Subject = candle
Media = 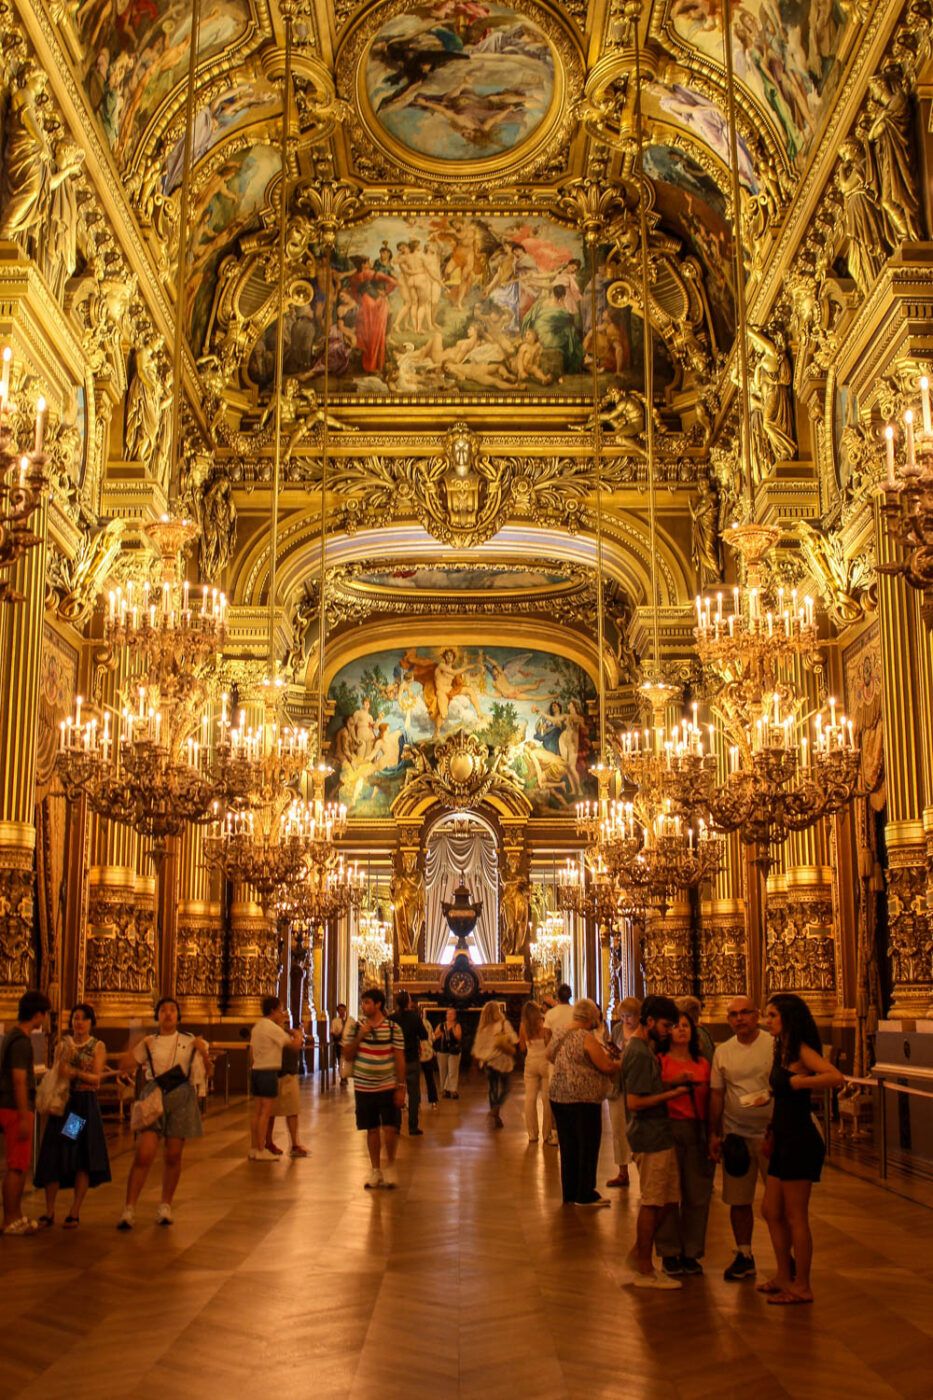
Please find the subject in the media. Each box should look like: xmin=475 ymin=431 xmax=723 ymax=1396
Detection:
xmin=922 ymin=375 xmax=932 ymax=436
xmin=18 ymin=455 xmax=28 ymax=489
xmin=34 ymin=396 xmax=46 ymax=454
xmin=0 ymin=346 xmax=11 ymax=409
xmin=905 ymin=410 xmax=916 ymax=470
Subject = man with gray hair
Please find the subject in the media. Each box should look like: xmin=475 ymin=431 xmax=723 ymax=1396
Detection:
xmin=709 ymin=995 xmax=774 ymax=1281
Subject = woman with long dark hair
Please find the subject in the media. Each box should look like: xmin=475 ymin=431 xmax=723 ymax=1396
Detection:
xmin=34 ymin=1003 xmax=111 ymax=1228
xmin=760 ymin=993 xmax=845 ymax=1305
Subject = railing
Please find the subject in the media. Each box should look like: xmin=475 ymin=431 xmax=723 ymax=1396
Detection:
xmin=835 ymin=1073 xmax=933 ymax=1182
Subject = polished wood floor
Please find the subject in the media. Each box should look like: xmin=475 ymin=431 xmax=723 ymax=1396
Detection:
xmin=2 ymin=1070 xmax=932 ymax=1400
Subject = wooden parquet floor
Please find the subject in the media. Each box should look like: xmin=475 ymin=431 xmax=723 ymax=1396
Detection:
xmin=2 ymin=1071 xmax=932 ymax=1400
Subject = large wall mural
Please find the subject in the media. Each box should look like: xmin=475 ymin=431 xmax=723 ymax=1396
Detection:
xmin=326 ymin=645 xmax=597 ymax=816
xmin=669 ymin=0 xmax=849 ymax=167
xmin=247 ymin=213 xmax=674 ymax=398
xmin=363 ymin=1 xmax=557 ymax=164
xmin=78 ymin=0 xmax=252 ymax=163
xmin=162 ymin=66 xmax=278 ymax=193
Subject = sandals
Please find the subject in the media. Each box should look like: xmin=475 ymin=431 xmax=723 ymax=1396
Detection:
xmin=37 ymin=1214 xmax=55 ymax=1230
xmin=63 ymin=1215 xmax=80 ymax=1229
xmin=767 ymin=1290 xmax=813 ymax=1306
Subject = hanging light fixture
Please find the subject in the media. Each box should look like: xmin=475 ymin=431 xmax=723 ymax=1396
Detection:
xmin=0 ymin=355 xmax=48 ymax=603
xmin=204 ymin=10 xmax=348 ymax=902
xmin=684 ymin=0 xmax=860 ymax=865
xmin=57 ymin=0 xmax=231 ymax=862
xmin=352 ymin=902 xmax=393 ymax=979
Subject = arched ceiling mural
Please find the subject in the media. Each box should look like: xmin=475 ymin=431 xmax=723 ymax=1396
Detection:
xmin=58 ymin=0 xmax=857 ymax=405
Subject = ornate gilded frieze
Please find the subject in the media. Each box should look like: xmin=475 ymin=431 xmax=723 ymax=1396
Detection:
xmin=886 ymin=856 xmax=933 ymax=1013
xmin=0 ymin=854 xmax=35 ymax=995
xmin=765 ymin=891 xmax=837 ymax=999
xmin=641 ymin=906 xmax=693 ymax=999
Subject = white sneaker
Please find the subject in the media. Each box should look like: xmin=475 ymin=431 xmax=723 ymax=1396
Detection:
xmin=116 ymin=1207 xmax=135 ymax=1231
xmin=156 ymin=1203 xmax=173 ymax=1226
xmin=631 ymin=1270 xmax=683 ymax=1290
xmin=381 ymin=1164 xmax=398 ymax=1189
xmin=364 ymin=1169 xmax=384 ymax=1190
xmin=251 ymin=1148 xmax=280 ymax=1162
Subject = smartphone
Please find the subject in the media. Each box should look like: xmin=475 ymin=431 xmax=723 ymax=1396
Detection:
xmin=61 ymin=1112 xmax=86 ymax=1140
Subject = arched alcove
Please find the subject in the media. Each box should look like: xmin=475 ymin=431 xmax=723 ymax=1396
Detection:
xmin=423 ymin=808 xmax=499 ymax=965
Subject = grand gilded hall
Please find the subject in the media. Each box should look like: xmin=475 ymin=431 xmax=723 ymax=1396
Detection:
xmin=0 ymin=0 xmax=932 ymax=1395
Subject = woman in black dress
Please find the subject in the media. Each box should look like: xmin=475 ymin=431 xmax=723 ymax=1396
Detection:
xmin=34 ymin=1003 xmax=112 ymax=1227
xmin=760 ymin=994 xmax=845 ymax=1305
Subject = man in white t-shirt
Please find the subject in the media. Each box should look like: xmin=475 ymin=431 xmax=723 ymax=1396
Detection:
xmin=709 ymin=996 xmax=774 ymax=1282
xmin=249 ymin=997 xmax=303 ymax=1162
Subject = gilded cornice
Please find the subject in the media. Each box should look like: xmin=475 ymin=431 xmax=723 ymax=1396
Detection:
xmin=12 ymin=0 xmax=198 ymax=385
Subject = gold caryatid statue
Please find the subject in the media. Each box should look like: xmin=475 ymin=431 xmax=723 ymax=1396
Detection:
xmin=391 ymin=850 xmax=424 ymax=958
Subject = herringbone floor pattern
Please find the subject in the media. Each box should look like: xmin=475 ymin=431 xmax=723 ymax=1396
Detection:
xmin=1 ymin=1071 xmax=931 ymax=1399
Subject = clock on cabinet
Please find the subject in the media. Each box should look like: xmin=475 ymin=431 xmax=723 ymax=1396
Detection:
xmin=444 ymin=954 xmax=478 ymax=1003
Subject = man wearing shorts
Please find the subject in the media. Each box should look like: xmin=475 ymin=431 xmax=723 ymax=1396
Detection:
xmin=0 ymin=990 xmax=51 ymax=1235
xmin=249 ymin=996 xmax=303 ymax=1162
xmin=344 ymin=987 xmax=406 ymax=1190
xmin=709 ymin=995 xmax=774 ymax=1280
xmin=621 ymin=994 xmax=693 ymax=1291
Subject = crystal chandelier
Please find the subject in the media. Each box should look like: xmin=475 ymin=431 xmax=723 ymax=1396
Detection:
xmin=881 ymin=379 xmax=933 ymax=592
xmin=57 ymin=516 xmax=228 ymax=860
xmin=277 ymin=853 xmax=364 ymax=930
xmin=0 ymin=347 xmax=48 ymax=603
xmin=353 ymin=905 xmax=393 ymax=974
xmin=529 ymin=910 xmax=571 ymax=972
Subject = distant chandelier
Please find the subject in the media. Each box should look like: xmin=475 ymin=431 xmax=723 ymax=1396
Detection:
xmin=353 ymin=905 xmax=393 ymax=971
xmin=277 ymin=853 xmax=364 ymax=929
xmin=882 ymin=378 xmax=933 ymax=592
xmin=529 ymin=910 xmax=571 ymax=971
xmin=0 ymin=346 xmax=48 ymax=603
xmin=57 ymin=515 xmax=228 ymax=861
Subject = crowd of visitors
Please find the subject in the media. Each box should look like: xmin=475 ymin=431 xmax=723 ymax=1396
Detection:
xmin=1 ymin=981 xmax=847 ymax=1305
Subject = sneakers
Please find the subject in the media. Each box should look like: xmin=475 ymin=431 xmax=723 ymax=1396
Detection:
xmin=724 ymin=1251 xmax=756 ymax=1281
xmin=2 ymin=1216 xmax=38 ymax=1236
xmin=381 ymin=1164 xmax=398 ymax=1189
xmin=631 ymin=1270 xmax=683 ymax=1290
xmin=250 ymin=1148 xmax=280 ymax=1162
xmin=116 ymin=1207 xmax=135 ymax=1231
xmin=364 ymin=1169 xmax=384 ymax=1190
xmin=661 ymin=1255 xmax=684 ymax=1277
xmin=574 ymin=1195 xmax=610 ymax=1209
xmin=680 ymin=1257 xmax=704 ymax=1276
xmin=156 ymin=1203 xmax=173 ymax=1227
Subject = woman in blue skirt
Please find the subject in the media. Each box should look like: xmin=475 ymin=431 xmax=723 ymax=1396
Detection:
xmin=34 ymin=1003 xmax=112 ymax=1228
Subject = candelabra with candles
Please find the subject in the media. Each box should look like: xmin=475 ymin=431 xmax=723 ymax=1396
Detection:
xmin=557 ymin=851 xmax=646 ymax=924
xmin=0 ymin=346 xmax=49 ymax=603
xmin=882 ymin=376 xmax=933 ymax=594
xmin=276 ymin=853 xmax=365 ymax=930
xmin=205 ymin=760 xmax=346 ymax=902
xmin=56 ymin=516 xmax=229 ymax=861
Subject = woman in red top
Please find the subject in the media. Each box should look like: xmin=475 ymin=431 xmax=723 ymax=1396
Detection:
xmin=655 ymin=1010 xmax=715 ymax=1276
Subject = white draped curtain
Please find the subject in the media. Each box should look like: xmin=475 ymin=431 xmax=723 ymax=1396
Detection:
xmin=424 ymin=825 xmax=499 ymax=963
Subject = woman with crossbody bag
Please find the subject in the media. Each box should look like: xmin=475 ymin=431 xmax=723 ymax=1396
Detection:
xmin=33 ymin=1002 xmax=112 ymax=1228
xmin=116 ymin=997 xmax=211 ymax=1230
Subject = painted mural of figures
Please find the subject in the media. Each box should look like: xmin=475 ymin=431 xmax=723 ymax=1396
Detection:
xmin=124 ymin=339 xmax=169 ymax=466
xmin=865 ymin=73 xmax=921 ymax=246
xmin=344 ymin=259 xmax=398 ymax=373
xmin=836 ymin=139 xmax=887 ymax=293
xmin=521 ymin=284 xmax=583 ymax=376
xmin=484 ymin=653 xmax=548 ymax=701
xmin=400 ymin=647 xmax=486 ymax=737
xmin=748 ymin=325 xmax=795 ymax=466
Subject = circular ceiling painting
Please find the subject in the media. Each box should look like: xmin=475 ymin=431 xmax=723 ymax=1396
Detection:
xmin=364 ymin=2 xmax=557 ymax=165
xmin=356 ymin=564 xmax=573 ymax=593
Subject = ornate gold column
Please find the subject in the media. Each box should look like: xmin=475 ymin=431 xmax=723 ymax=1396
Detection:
xmin=875 ymin=495 xmax=932 ymax=1014
xmin=0 ymin=496 xmax=48 ymax=1014
xmin=175 ymin=820 xmax=221 ymax=1021
xmin=699 ymin=734 xmax=747 ymax=1015
xmin=226 ymin=885 xmax=279 ymax=1019
xmin=641 ymin=899 xmax=692 ymax=998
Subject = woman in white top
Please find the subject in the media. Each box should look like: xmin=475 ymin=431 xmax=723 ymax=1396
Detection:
xmin=473 ymin=1002 xmax=518 ymax=1129
xmin=116 ymin=997 xmax=211 ymax=1230
xmin=519 ymin=1001 xmax=553 ymax=1145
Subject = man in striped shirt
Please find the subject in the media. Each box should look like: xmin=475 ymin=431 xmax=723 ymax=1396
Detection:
xmin=344 ymin=988 xmax=406 ymax=1189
